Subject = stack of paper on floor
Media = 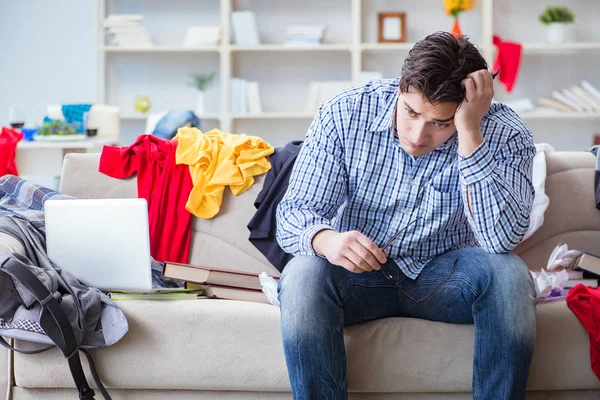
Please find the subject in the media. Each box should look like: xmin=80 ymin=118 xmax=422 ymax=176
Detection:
xmin=163 ymin=262 xmax=278 ymax=304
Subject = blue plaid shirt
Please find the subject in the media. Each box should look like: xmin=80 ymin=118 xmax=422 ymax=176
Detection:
xmin=276 ymin=78 xmax=535 ymax=279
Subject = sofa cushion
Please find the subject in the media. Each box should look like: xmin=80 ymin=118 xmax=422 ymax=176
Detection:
xmin=13 ymin=299 xmax=600 ymax=392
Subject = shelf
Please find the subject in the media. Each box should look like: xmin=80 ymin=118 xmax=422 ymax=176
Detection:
xmin=18 ymin=138 xmax=118 ymax=150
xmin=103 ymin=46 xmax=219 ymax=53
xmin=522 ymin=42 xmax=600 ymax=52
xmin=230 ymin=44 xmax=352 ymax=52
xmin=121 ymin=114 xmax=221 ymax=120
xmin=361 ymin=43 xmax=415 ymax=51
xmin=232 ymin=112 xmax=314 ymax=119
xmin=520 ymin=111 xmax=600 ymax=120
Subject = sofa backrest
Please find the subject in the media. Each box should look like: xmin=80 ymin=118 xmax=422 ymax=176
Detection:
xmin=513 ymin=151 xmax=600 ymax=269
xmin=60 ymin=151 xmax=600 ymax=275
xmin=60 ymin=153 xmax=279 ymax=277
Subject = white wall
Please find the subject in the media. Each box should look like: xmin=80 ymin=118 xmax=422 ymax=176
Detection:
xmin=1 ymin=0 xmax=599 ymax=151
xmin=0 ymin=0 xmax=98 ymax=128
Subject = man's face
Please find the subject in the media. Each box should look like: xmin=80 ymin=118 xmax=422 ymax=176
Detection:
xmin=395 ymin=89 xmax=459 ymax=157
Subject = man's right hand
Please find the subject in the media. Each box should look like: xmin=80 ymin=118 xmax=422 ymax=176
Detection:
xmin=312 ymin=229 xmax=387 ymax=273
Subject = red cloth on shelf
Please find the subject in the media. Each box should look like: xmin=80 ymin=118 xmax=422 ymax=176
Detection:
xmin=492 ymin=35 xmax=523 ymax=92
xmin=566 ymin=284 xmax=600 ymax=380
xmin=0 ymin=127 xmax=24 ymax=177
xmin=99 ymin=134 xmax=193 ymax=264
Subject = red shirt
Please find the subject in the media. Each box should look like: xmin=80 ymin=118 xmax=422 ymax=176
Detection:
xmin=99 ymin=134 xmax=193 ymax=264
xmin=566 ymin=284 xmax=600 ymax=380
xmin=0 ymin=127 xmax=24 ymax=176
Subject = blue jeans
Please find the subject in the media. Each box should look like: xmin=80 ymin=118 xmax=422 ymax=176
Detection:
xmin=278 ymin=247 xmax=537 ymax=400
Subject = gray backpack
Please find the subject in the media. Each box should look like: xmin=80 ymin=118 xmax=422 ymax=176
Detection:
xmin=0 ymin=215 xmax=128 ymax=400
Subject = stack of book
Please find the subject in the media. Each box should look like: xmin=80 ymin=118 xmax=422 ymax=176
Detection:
xmin=104 ymin=14 xmax=152 ymax=48
xmin=533 ymin=251 xmax=600 ymax=300
xmin=230 ymin=78 xmax=262 ymax=114
xmin=284 ymin=25 xmax=327 ymax=46
xmin=537 ymin=81 xmax=600 ymax=112
xmin=162 ymin=262 xmax=278 ymax=304
xmin=230 ymin=11 xmax=261 ymax=45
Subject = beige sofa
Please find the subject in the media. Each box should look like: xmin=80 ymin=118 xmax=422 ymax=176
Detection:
xmin=3 ymin=151 xmax=600 ymax=399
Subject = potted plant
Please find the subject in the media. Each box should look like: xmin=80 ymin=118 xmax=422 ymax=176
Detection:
xmin=539 ymin=6 xmax=575 ymax=43
xmin=35 ymin=120 xmax=79 ymax=140
xmin=190 ymin=72 xmax=216 ymax=116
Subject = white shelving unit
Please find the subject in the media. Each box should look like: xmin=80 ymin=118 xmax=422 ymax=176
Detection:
xmin=97 ymin=0 xmax=600 ymax=148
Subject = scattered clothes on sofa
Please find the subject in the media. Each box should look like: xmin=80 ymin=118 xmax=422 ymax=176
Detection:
xmin=148 ymin=109 xmax=201 ymax=140
xmin=522 ymin=143 xmax=554 ymax=241
xmin=0 ymin=174 xmax=178 ymax=287
xmin=248 ymin=140 xmax=302 ymax=271
xmin=174 ymin=127 xmax=274 ymax=218
xmin=99 ymin=134 xmax=194 ymax=264
xmin=589 ymin=145 xmax=600 ymax=209
xmin=566 ymin=284 xmax=600 ymax=380
xmin=0 ymin=126 xmax=23 ymax=177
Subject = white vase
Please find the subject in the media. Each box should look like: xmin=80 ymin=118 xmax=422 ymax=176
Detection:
xmin=546 ymin=23 xmax=576 ymax=44
xmin=194 ymin=91 xmax=205 ymax=116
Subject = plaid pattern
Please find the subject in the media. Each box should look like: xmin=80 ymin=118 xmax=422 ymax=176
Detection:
xmin=276 ymin=78 xmax=535 ymax=279
xmin=62 ymin=104 xmax=92 ymax=132
xmin=0 ymin=317 xmax=45 ymax=334
xmin=0 ymin=175 xmax=72 ymax=234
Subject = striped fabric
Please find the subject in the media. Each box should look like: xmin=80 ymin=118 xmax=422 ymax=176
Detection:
xmin=276 ymin=78 xmax=535 ymax=279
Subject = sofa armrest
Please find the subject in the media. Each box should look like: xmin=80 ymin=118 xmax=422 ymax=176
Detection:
xmin=60 ymin=153 xmax=137 ymax=199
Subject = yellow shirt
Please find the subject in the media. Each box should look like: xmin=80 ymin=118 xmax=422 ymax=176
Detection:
xmin=174 ymin=127 xmax=274 ymax=218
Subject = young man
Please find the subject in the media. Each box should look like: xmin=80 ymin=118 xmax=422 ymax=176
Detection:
xmin=275 ymin=32 xmax=537 ymax=400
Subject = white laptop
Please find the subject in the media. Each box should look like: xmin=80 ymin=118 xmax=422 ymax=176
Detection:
xmin=44 ymin=198 xmax=153 ymax=292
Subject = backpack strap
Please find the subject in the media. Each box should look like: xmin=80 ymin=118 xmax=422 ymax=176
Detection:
xmin=1 ymin=261 xmax=98 ymax=400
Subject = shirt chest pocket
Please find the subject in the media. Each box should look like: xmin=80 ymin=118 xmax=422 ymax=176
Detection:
xmin=421 ymin=184 xmax=464 ymax=226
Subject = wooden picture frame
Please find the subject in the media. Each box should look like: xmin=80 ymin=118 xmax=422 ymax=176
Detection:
xmin=378 ymin=12 xmax=407 ymax=43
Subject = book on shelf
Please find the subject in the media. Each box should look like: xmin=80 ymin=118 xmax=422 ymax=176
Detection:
xmin=571 ymin=85 xmax=600 ymax=111
xmin=231 ymin=11 xmax=260 ymax=45
xmin=581 ymin=81 xmax=600 ymax=102
xmin=537 ymin=96 xmax=574 ymax=112
xmin=551 ymin=90 xmax=583 ymax=111
xmin=284 ymin=24 xmax=327 ymax=46
xmin=185 ymin=282 xmax=270 ymax=304
xmin=230 ymin=78 xmax=262 ymax=114
xmin=562 ymin=88 xmax=593 ymax=112
xmin=163 ymin=261 xmax=278 ymax=291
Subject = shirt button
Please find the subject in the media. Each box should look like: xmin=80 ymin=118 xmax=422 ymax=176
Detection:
xmin=409 ymin=179 xmax=417 ymax=186
xmin=402 ymin=208 xmax=409 ymax=214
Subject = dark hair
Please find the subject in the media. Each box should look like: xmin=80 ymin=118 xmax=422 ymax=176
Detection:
xmin=400 ymin=31 xmax=496 ymax=104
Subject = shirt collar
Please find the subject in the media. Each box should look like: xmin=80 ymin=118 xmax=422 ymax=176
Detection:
xmin=368 ymin=80 xmax=400 ymax=132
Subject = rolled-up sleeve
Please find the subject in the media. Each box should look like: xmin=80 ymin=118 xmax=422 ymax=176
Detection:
xmin=458 ymin=123 xmax=536 ymax=253
xmin=276 ymin=105 xmax=348 ymax=256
